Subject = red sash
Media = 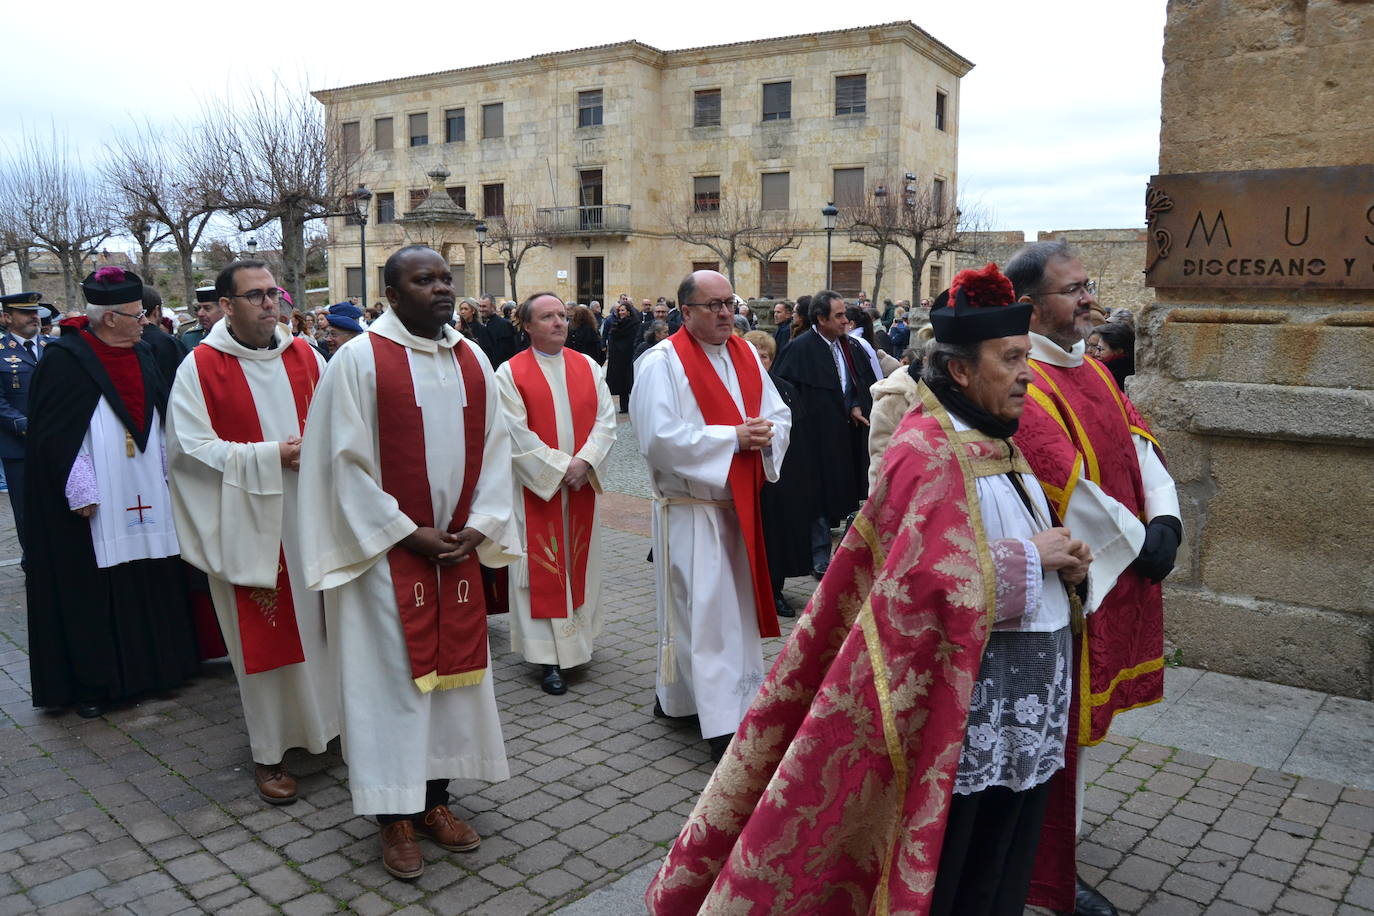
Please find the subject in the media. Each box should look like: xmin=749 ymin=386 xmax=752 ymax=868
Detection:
xmin=194 ymin=339 xmax=320 ymax=675
xmin=372 ymin=334 xmax=490 ymax=692
xmin=668 ymin=330 xmax=778 ymax=638
xmin=509 ymin=349 xmax=597 ymax=618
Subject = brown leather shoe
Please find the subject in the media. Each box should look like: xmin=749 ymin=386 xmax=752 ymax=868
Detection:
xmin=412 ymin=804 xmax=481 ymax=852
xmin=254 ymin=763 xmax=297 ymax=805
xmin=379 ymin=819 xmax=424 ymax=879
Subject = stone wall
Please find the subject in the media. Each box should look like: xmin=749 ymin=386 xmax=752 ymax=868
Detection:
xmin=1133 ymin=0 xmax=1374 ymax=698
xmin=957 ymin=228 xmax=1152 ymax=313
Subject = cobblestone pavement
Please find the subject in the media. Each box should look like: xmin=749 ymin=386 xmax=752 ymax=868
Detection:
xmin=1 ymin=461 xmax=1372 ymax=914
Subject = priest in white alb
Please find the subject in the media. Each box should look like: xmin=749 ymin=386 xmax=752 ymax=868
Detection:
xmin=167 ymin=259 xmax=339 ymax=807
xmin=494 ymin=292 xmax=617 ymax=697
xmin=629 ymin=269 xmax=791 ymax=762
xmin=297 ymin=245 xmax=519 ymax=882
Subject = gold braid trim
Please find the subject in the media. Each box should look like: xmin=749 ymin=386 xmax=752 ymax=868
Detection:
xmin=414 ymin=668 xmax=487 ymax=693
xmin=860 ymin=600 xmax=904 ymax=916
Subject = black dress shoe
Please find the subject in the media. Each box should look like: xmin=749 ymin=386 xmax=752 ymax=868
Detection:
xmin=707 ymin=734 xmax=732 ymax=762
xmin=540 ymin=665 xmax=566 ymax=696
xmin=1053 ymin=877 xmax=1119 ymax=916
xmin=774 ymin=591 xmax=795 ymax=618
xmin=811 ymin=567 xmax=827 ymax=580
xmin=75 ymin=703 xmax=102 ymax=719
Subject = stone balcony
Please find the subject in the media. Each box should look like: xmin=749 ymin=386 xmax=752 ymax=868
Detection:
xmin=537 ymin=204 xmax=632 ymax=237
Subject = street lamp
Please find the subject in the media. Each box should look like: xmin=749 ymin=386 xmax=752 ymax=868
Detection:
xmin=246 ymin=237 xmax=257 ymax=257
xmin=821 ymin=202 xmax=839 ymax=289
xmin=353 ymin=184 xmax=373 ymax=305
xmin=475 ymin=221 xmax=488 ymax=297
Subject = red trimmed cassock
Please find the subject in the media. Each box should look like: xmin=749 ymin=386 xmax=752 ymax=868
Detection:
xmin=629 ymin=330 xmax=791 ymax=742
xmin=167 ymin=320 xmax=339 ymax=767
xmin=1015 ymin=331 xmax=1180 ymax=910
xmin=494 ymin=347 xmax=618 ymax=670
xmin=297 ymin=308 xmax=519 ymax=816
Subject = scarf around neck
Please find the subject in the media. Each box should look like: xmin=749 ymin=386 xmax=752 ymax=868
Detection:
xmin=926 ymin=374 xmax=1019 ymax=440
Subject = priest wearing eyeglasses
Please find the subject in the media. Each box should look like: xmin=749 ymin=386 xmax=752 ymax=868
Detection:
xmin=629 ymin=270 xmax=791 ymax=762
xmin=25 ymin=267 xmax=199 ymax=719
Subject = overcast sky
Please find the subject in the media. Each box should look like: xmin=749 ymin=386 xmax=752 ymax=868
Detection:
xmin=6 ymin=0 xmax=1164 ymax=238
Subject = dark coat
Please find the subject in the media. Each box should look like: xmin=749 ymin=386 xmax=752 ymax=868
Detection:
xmin=0 ymin=331 xmax=45 ymax=459
xmin=605 ymin=316 xmax=639 ymax=396
xmin=567 ymin=323 xmax=605 ymax=364
xmin=24 ymin=333 xmax=197 ymax=708
xmin=760 ymin=374 xmax=817 ymax=580
xmin=771 ymin=328 xmax=875 ymax=522
xmin=477 ymin=315 xmax=518 ymax=368
xmin=140 ymin=324 xmax=189 ymax=387
xmin=773 ymin=322 xmax=792 ymax=352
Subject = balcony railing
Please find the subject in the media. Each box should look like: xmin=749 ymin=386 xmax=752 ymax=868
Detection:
xmin=537 ymin=204 xmax=631 ymax=235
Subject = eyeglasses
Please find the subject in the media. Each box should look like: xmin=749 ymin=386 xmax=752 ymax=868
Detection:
xmin=1038 ymin=279 xmax=1098 ymax=299
xmin=227 ymin=288 xmax=284 ymax=306
xmin=1087 ymin=343 xmax=1106 ymax=354
xmin=685 ymin=299 xmax=734 ymax=314
xmin=109 ymin=309 xmax=146 ymax=321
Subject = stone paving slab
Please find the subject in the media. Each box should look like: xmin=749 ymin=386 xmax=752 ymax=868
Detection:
xmin=2 ymin=450 xmax=1373 ymax=914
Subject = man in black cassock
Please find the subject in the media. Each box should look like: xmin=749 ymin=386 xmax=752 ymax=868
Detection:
xmin=770 ymin=289 xmax=875 ymax=577
xmin=26 ymin=267 xmax=198 ymax=718
xmin=139 ymin=285 xmax=190 ymax=385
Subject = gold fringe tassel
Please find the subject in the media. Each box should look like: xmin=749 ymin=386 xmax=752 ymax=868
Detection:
xmin=413 ymin=668 xmax=487 ymax=694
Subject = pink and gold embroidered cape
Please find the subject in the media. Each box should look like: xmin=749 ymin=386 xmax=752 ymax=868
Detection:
xmin=647 ymin=385 xmax=1018 ymax=916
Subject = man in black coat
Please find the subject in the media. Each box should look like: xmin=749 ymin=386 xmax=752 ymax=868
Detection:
xmin=476 ymin=294 xmax=517 ymax=368
xmin=771 ymin=289 xmax=875 ymax=577
xmin=772 ymin=300 xmax=794 ymax=350
xmin=139 ymin=285 xmax=190 ymax=385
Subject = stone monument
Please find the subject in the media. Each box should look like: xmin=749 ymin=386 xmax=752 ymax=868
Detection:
xmin=1133 ymin=0 xmax=1374 ymax=698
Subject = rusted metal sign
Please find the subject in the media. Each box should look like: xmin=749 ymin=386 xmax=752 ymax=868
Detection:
xmin=1144 ymin=165 xmax=1374 ymax=289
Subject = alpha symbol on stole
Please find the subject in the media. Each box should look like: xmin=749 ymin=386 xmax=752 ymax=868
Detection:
xmin=125 ymin=494 xmax=153 ymax=527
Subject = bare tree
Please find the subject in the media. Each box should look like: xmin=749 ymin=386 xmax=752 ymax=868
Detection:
xmin=845 ymin=175 xmax=990 ymax=303
xmin=105 ymin=121 xmax=218 ymax=307
xmin=110 ymin=207 xmax=173 ymax=287
xmin=662 ymin=192 xmax=765 ymax=287
xmin=484 ymin=203 xmax=553 ymax=302
xmin=739 ymin=208 xmax=804 ymax=299
xmin=194 ymin=79 xmax=357 ymax=306
xmin=0 ymin=127 xmax=111 ymax=307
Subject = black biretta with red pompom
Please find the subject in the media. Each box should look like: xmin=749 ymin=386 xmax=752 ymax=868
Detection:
xmin=929 ymin=262 xmax=1032 ymax=345
xmin=80 ymin=266 xmax=144 ymax=307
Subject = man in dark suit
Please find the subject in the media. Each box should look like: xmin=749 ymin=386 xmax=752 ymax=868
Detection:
xmin=476 ymin=294 xmax=517 ymax=368
xmin=771 ymin=289 xmax=875 ymax=577
xmin=0 ymin=292 xmax=50 ymax=554
xmin=772 ymin=300 xmax=794 ymax=350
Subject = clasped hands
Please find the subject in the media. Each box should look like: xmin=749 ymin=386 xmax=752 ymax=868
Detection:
xmin=735 ymin=416 xmax=774 ymax=451
xmin=1031 ymin=526 xmax=1093 ymax=586
xmin=401 ymin=526 xmax=483 ymax=567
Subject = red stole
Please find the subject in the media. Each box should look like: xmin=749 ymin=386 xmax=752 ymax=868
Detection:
xmin=83 ymin=330 xmax=146 ymax=434
xmin=508 ymin=349 xmax=597 ymax=618
xmin=668 ymin=330 xmax=778 ymax=638
xmin=193 ymin=338 xmax=319 ymax=674
xmin=372 ymin=334 xmax=490 ymax=692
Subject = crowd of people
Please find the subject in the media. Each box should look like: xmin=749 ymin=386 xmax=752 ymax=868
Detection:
xmin=8 ymin=239 xmax=1178 ymax=915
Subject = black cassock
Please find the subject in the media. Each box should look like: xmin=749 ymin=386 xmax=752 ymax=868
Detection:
xmin=24 ymin=333 xmax=197 ymax=710
xmin=759 ymin=374 xmax=816 ymax=581
xmin=770 ymin=327 xmax=876 ymax=525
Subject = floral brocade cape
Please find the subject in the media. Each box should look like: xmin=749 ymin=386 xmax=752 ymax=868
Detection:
xmin=647 ymin=385 xmax=1011 ymax=916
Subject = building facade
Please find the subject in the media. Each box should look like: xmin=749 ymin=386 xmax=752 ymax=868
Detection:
xmin=313 ymin=22 xmax=972 ymax=307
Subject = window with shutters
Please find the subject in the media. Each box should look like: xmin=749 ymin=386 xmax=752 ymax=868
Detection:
xmin=936 ymin=91 xmax=948 ymax=131
xmin=345 ymin=267 xmax=362 ymax=299
xmin=761 ymin=261 xmax=788 ymax=299
xmin=408 ymin=189 xmax=426 ymax=212
xmin=693 ymin=89 xmax=721 ymax=128
xmin=376 ymin=192 xmax=395 ymax=224
xmin=932 ymin=177 xmax=946 ymax=218
xmin=761 ymin=172 xmax=789 ymax=210
xmin=374 ymin=117 xmax=393 ymax=151
xmin=376 ymin=267 xmax=386 ymax=302
xmin=482 ymin=183 xmax=504 ymax=218
xmin=482 ymin=103 xmax=503 ymax=139
xmin=692 ymin=261 xmax=720 ymax=273
xmin=833 ymin=168 xmax=865 ymax=208
xmin=929 ymin=263 xmax=945 ymax=299
xmin=831 ymin=261 xmax=863 ymax=298
xmin=482 ymin=263 xmax=505 ymax=296
xmin=447 ymin=186 xmax=467 ymax=209
xmin=835 ymin=74 xmax=867 ymax=115
xmin=693 ymin=175 xmax=720 ymax=213
xmin=577 ymin=90 xmax=603 ymax=127
xmin=762 ymin=81 xmax=790 ymax=121
xmin=342 ymin=121 xmax=360 ymax=155
xmin=408 ymin=112 xmax=428 ymax=147
xmin=445 ymin=108 xmax=465 ymax=143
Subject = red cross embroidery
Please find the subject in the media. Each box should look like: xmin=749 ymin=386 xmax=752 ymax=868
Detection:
xmin=126 ymin=495 xmax=152 ymax=524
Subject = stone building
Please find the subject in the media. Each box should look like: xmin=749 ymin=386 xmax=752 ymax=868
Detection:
xmin=957 ymin=228 xmax=1153 ymax=312
xmin=312 ymin=22 xmax=972 ymax=306
xmin=1135 ymin=0 xmax=1374 ymax=699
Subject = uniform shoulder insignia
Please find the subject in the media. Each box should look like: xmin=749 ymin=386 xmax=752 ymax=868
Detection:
xmin=5 ymin=340 xmax=14 ymax=348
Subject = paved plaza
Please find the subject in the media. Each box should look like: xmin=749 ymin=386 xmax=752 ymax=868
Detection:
xmin=0 ymin=421 xmax=1372 ymax=915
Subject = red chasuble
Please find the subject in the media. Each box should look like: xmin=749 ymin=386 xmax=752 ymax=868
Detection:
xmin=193 ymin=338 xmax=319 ymax=674
xmin=647 ymin=386 xmax=1006 ymax=915
xmin=371 ymin=334 xmax=490 ymax=693
xmin=668 ymin=329 xmax=778 ymax=639
xmin=508 ymin=348 xmax=597 ymax=619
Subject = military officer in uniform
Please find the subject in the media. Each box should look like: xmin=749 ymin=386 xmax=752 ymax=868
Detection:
xmin=0 ymin=292 xmax=50 ymax=553
xmin=180 ymin=286 xmax=221 ymax=348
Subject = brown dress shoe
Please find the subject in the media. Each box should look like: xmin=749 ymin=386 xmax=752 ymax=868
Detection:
xmin=254 ymin=763 xmax=297 ymax=805
xmin=379 ymin=819 xmax=424 ymax=879
xmin=413 ymin=804 xmax=481 ymax=852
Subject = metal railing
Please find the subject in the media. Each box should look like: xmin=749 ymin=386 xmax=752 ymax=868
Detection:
xmin=537 ymin=204 xmax=631 ymax=234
